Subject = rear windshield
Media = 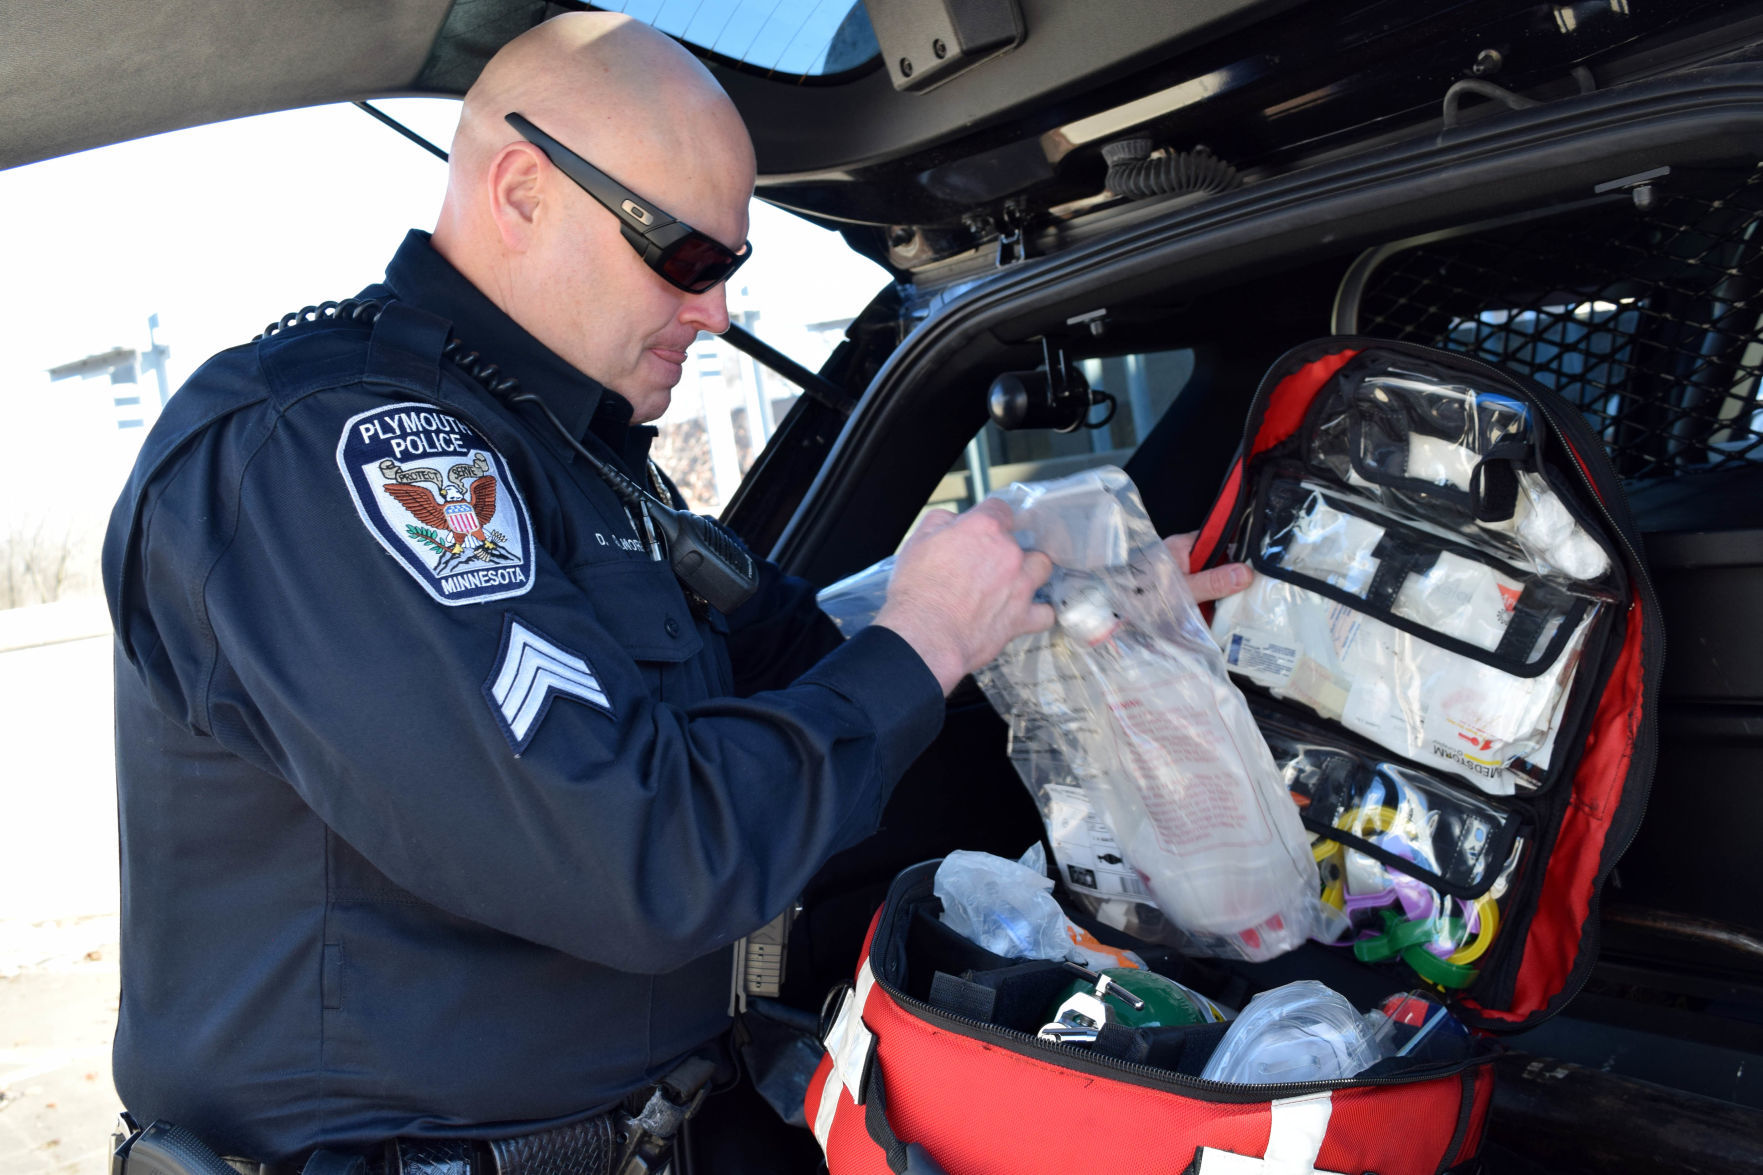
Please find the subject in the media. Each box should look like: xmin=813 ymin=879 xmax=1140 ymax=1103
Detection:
xmin=592 ymin=0 xmax=878 ymax=78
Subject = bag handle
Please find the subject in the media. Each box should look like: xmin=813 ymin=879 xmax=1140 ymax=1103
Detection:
xmin=818 ymin=959 xmax=950 ymax=1175
xmin=862 ymin=1063 xmax=951 ymax=1175
xmin=1186 ymin=1092 xmax=1346 ymax=1175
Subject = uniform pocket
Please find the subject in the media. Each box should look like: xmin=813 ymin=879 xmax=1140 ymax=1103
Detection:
xmin=566 ymin=559 xmax=703 ymax=663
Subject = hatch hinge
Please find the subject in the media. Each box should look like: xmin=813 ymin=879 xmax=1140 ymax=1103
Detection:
xmin=995 ymin=199 xmax=1031 ymax=267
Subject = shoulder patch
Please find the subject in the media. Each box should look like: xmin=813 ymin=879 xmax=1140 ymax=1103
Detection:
xmin=484 ymin=614 xmax=612 ymax=754
xmin=337 ymin=402 xmax=536 ymax=606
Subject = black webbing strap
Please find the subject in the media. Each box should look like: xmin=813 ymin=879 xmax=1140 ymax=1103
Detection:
xmin=861 ymin=1064 xmax=949 ymax=1175
xmin=1365 ymin=531 xmax=1442 ymax=612
xmin=1433 ymin=1068 xmax=1481 ymax=1175
xmin=925 ymin=972 xmax=997 ymax=1022
xmin=1494 ymin=580 xmax=1573 ymax=664
xmin=1469 ymin=440 xmax=1530 ymax=523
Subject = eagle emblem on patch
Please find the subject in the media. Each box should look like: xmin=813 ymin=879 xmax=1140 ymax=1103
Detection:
xmin=337 ymin=402 xmax=536 ymax=605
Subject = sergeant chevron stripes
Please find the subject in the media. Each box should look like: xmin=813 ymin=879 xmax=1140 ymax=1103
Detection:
xmin=484 ymin=615 xmax=611 ymax=753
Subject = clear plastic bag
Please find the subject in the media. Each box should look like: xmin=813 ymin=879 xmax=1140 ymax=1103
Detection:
xmin=1007 ymin=727 xmax=1190 ymax=947
xmin=816 ymin=555 xmax=894 ymax=635
xmin=975 ymin=467 xmax=1323 ymax=962
xmin=933 ymin=846 xmax=1144 ymax=971
xmin=1198 ymin=980 xmax=1392 ymax=1084
xmin=1364 ymin=991 xmax=1471 ymax=1065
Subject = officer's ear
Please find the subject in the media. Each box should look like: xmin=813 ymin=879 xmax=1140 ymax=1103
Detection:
xmin=486 ymin=141 xmax=547 ymax=252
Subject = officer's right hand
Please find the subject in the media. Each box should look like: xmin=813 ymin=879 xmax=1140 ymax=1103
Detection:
xmin=875 ymin=499 xmax=1055 ymax=695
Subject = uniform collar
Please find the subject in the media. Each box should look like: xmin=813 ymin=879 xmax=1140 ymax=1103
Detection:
xmin=383 ymin=229 xmax=631 ymax=459
xmin=588 ymin=394 xmax=660 ymax=480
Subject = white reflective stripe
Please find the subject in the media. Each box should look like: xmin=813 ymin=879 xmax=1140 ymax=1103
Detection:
xmin=1192 ymin=1149 xmax=1279 ymax=1175
xmin=853 ymin=956 xmax=877 ymax=1017
xmin=1189 ymin=1091 xmax=1345 ymax=1175
xmin=1266 ymin=1092 xmax=1334 ymax=1175
xmin=1190 ymin=1148 xmax=1351 ymax=1175
xmin=811 ymin=1061 xmax=842 ymax=1153
xmin=825 ymin=958 xmax=879 ymax=1105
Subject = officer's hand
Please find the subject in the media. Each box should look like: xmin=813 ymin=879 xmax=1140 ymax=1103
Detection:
xmin=876 ymin=500 xmax=1055 ymax=695
xmin=1164 ymin=530 xmax=1253 ymax=603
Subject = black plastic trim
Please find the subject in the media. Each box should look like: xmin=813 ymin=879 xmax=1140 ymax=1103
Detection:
xmin=771 ymin=64 xmax=1763 ymax=574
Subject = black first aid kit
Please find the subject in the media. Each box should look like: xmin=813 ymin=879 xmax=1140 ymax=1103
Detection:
xmin=1192 ymin=337 xmax=1662 ymax=1027
xmin=806 ymin=337 xmax=1662 ymax=1175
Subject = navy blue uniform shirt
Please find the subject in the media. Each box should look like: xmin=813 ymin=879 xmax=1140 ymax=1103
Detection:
xmin=101 ymin=231 xmax=944 ymax=1162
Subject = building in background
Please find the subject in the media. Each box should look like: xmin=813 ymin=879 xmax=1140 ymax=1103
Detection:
xmin=45 ymin=315 xmax=172 ymax=436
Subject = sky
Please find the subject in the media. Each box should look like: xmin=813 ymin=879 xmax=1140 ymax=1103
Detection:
xmin=0 ymin=97 xmax=888 ymax=551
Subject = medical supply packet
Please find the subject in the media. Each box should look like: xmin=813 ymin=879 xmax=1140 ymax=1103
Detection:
xmin=1214 ymin=477 xmax=1615 ymax=794
xmin=972 ymin=467 xmax=1324 ymax=963
xmin=1189 ymin=338 xmax=1661 ymax=1028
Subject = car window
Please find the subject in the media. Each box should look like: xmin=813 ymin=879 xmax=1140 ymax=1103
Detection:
xmin=655 ymin=204 xmax=888 ymax=513
xmin=922 ymin=348 xmax=1195 ymax=516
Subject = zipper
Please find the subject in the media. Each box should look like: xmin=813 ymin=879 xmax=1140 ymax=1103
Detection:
xmin=1212 ymin=337 xmax=1666 ymax=1031
xmin=865 ymin=868 xmax=1490 ymax=1104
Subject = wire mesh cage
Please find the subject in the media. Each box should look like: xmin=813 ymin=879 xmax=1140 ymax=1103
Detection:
xmin=1345 ymin=166 xmax=1763 ymax=481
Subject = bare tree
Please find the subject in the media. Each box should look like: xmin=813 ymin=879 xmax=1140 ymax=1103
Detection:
xmin=0 ymin=519 xmax=94 ymax=609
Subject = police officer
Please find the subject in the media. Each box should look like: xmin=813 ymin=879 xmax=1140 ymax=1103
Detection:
xmin=103 ymin=12 xmax=1251 ymax=1172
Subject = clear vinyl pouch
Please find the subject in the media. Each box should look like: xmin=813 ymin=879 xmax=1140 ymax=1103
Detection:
xmin=1211 ymin=476 xmax=1616 ymax=795
xmin=1256 ymin=703 xmax=1523 ymax=900
xmin=1252 ymin=702 xmax=1529 ymax=991
xmin=974 ymin=467 xmax=1324 ymax=963
xmin=1306 ymin=360 xmax=1614 ymax=583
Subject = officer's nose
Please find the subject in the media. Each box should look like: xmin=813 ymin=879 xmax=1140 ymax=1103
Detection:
xmin=680 ymin=282 xmax=731 ymax=336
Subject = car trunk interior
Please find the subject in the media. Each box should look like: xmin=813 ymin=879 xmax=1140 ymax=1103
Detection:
xmin=765 ymin=61 xmax=1763 ymax=1172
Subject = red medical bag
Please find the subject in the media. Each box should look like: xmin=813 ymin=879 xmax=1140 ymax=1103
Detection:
xmin=806 ymin=339 xmax=1661 ymax=1174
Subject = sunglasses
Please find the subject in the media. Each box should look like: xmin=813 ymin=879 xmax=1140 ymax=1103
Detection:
xmin=505 ymin=112 xmax=752 ymax=294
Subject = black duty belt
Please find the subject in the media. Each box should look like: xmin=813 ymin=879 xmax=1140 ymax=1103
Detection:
xmin=114 ymin=1057 xmax=717 ymax=1175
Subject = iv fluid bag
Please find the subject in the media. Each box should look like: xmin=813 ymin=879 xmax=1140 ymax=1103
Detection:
xmin=976 ymin=468 xmax=1322 ymax=962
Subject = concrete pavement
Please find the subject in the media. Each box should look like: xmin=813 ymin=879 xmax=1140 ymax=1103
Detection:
xmin=1 ymin=604 xmax=124 ymax=1175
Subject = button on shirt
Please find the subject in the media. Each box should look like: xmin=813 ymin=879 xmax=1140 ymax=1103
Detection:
xmin=102 ymin=230 xmax=945 ymax=1162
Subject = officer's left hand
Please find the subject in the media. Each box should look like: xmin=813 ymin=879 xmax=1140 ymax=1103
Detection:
xmin=1165 ymin=530 xmax=1253 ymax=603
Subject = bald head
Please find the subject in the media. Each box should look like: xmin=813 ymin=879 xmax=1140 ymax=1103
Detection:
xmin=447 ymin=13 xmax=753 ymax=224
xmin=432 ymin=12 xmax=756 ymax=419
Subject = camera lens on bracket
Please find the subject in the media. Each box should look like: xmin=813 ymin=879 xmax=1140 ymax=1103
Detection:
xmin=988 ymin=365 xmax=1092 ymax=431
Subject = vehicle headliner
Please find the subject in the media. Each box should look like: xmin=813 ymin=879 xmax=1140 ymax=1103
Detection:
xmin=0 ymin=0 xmax=489 ymax=172
xmin=1 ymin=0 xmax=1305 ymax=204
